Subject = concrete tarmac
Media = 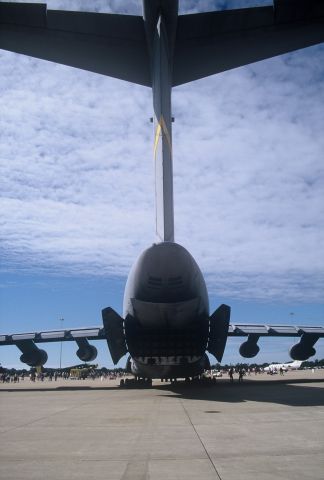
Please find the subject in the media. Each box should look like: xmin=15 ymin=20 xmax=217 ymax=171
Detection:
xmin=1 ymin=371 xmax=324 ymax=480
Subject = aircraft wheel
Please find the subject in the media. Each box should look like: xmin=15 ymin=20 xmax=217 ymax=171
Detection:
xmin=120 ymin=379 xmax=125 ymax=388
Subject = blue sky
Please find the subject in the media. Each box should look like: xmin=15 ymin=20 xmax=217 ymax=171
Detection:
xmin=1 ymin=0 xmax=324 ymax=368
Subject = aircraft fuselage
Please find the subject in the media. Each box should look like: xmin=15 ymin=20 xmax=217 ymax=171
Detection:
xmin=117 ymin=1 xmax=212 ymax=379
xmin=123 ymin=243 xmax=210 ymax=378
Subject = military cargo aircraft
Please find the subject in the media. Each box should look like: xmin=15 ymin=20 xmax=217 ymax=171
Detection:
xmin=1 ymin=1 xmax=323 ymax=383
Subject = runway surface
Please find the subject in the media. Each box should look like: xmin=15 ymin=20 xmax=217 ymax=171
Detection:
xmin=1 ymin=371 xmax=324 ymax=480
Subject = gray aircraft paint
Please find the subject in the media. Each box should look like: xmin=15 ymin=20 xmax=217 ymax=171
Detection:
xmin=143 ymin=0 xmax=179 ymax=243
xmin=1 ymin=0 xmax=324 ymax=377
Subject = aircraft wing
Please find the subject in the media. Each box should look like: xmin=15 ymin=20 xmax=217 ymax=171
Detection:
xmin=173 ymin=0 xmax=324 ymax=86
xmin=0 ymin=326 xmax=107 ymax=367
xmin=228 ymin=323 xmax=324 ymax=338
xmin=0 ymin=326 xmax=106 ymax=346
xmin=1 ymin=321 xmax=323 ymax=366
xmin=2 ymin=323 xmax=323 ymax=344
xmin=1 ymin=307 xmax=129 ymax=366
xmin=226 ymin=323 xmax=324 ymax=361
xmin=0 ymin=2 xmax=151 ymax=86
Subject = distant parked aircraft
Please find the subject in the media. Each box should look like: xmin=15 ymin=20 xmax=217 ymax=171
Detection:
xmin=264 ymin=360 xmax=303 ymax=373
xmin=1 ymin=1 xmax=324 ymax=384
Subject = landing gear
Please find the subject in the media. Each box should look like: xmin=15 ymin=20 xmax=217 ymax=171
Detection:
xmin=182 ymin=376 xmax=217 ymax=386
xmin=119 ymin=377 xmax=152 ymax=388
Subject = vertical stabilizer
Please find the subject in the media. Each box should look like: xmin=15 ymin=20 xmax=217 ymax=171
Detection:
xmin=151 ymin=11 xmax=176 ymax=242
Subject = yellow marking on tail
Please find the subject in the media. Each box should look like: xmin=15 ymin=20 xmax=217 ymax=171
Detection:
xmin=153 ymin=121 xmax=162 ymax=158
xmin=153 ymin=116 xmax=172 ymax=159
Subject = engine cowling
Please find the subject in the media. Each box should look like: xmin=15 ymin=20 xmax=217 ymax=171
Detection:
xmin=290 ymin=333 xmax=319 ymax=361
xmin=20 ymin=349 xmax=48 ymax=367
xmin=289 ymin=344 xmax=315 ymax=361
xmin=76 ymin=345 xmax=97 ymax=362
xmin=239 ymin=340 xmax=260 ymax=358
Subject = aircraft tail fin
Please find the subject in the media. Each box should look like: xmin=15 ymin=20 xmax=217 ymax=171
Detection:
xmin=291 ymin=360 xmax=303 ymax=368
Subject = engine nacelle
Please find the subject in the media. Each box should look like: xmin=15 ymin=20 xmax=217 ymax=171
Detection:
xmin=20 ymin=348 xmax=48 ymax=367
xmin=290 ymin=333 xmax=319 ymax=361
xmin=239 ymin=340 xmax=260 ymax=358
xmin=76 ymin=345 xmax=97 ymax=362
xmin=289 ymin=343 xmax=316 ymax=361
xmin=16 ymin=340 xmax=48 ymax=367
xmin=76 ymin=338 xmax=97 ymax=362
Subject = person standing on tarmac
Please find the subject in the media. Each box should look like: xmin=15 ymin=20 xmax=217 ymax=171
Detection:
xmin=238 ymin=368 xmax=245 ymax=383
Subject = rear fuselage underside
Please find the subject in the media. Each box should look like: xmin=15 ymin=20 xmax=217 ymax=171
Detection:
xmin=123 ymin=242 xmax=210 ymax=378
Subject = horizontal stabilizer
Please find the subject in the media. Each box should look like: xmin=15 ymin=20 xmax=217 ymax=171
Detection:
xmin=207 ymin=304 xmax=231 ymax=363
xmin=2 ymin=2 xmax=323 ymax=88
xmin=0 ymin=2 xmax=151 ymax=86
xmin=173 ymin=1 xmax=324 ymax=85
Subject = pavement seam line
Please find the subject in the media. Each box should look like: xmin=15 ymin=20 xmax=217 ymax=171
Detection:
xmin=179 ymin=399 xmax=222 ymax=480
xmin=120 ymin=396 xmax=161 ymax=480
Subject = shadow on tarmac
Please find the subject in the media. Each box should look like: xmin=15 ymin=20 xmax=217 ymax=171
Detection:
xmin=0 ymin=385 xmax=118 ymax=393
xmin=1 ymin=377 xmax=324 ymax=407
xmin=158 ymin=377 xmax=324 ymax=407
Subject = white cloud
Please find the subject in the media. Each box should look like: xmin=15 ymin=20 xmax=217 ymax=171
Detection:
xmin=1 ymin=2 xmax=323 ymax=302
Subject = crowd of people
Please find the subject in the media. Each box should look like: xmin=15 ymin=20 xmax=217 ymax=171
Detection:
xmin=1 ymin=362 xmax=308 ymax=384
xmin=228 ymin=367 xmax=246 ymax=383
xmin=0 ymin=369 xmax=126 ymax=383
xmin=1 ymin=372 xmax=23 ymax=383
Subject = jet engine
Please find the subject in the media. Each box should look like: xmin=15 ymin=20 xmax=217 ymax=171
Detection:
xmin=290 ymin=333 xmax=319 ymax=361
xmin=76 ymin=338 xmax=97 ymax=362
xmin=239 ymin=334 xmax=260 ymax=358
xmin=289 ymin=343 xmax=315 ymax=361
xmin=16 ymin=340 xmax=48 ymax=367
xmin=20 ymin=349 xmax=48 ymax=367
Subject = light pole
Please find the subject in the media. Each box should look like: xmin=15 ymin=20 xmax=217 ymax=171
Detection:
xmin=59 ymin=317 xmax=64 ymax=369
